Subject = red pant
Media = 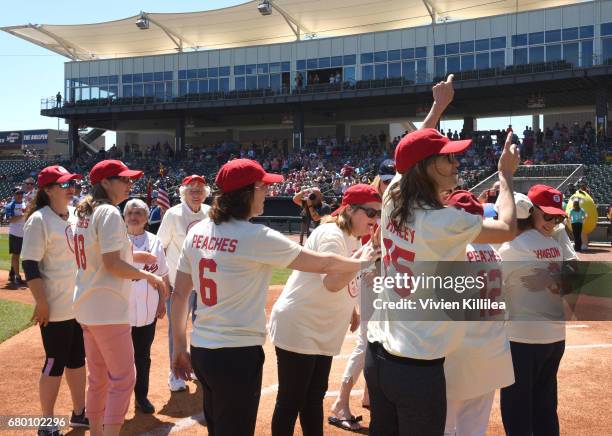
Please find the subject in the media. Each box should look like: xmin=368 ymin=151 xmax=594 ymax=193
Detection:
xmin=82 ymin=324 xmax=136 ymax=425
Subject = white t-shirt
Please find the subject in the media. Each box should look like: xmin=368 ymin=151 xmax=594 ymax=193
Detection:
xmin=498 ymin=229 xmax=566 ymax=343
xmin=367 ymin=175 xmax=482 ymax=360
xmin=269 ymin=223 xmax=361 ymax=356
xmin=21 ymin=206 xmax=78 ymax=322
xmin=444 ymin=243 xmax=514 ymax=400
xmin=177 ymin=219 xmax=302 ymax=349
xmin=73 ymin=204 xmax=134 ymax=325
xmin=128 ymin=231 xmax=169 ymax=327
xmin=7 ymin=200 xmax=25 ymax=237
xmin=552 ymin=224 xmax=578 ymax=261
xmin=157 ymin=202 xmax=210 ymax=285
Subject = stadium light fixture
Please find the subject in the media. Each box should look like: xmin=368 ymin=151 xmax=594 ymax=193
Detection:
xmin=135 ymin=12 xmax=149 ymax=30
xmin=258 ymin=0 xmax=273 ymax=16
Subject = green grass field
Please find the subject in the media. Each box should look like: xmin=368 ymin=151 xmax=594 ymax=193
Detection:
xmin=0 ymin=299 xmax=33 ymax=342
xmin=0 ymin=234 xmax=11 ymax=271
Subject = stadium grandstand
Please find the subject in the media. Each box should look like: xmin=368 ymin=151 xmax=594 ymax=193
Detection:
xmin=1 ymin=0 xmax=610 ymax=237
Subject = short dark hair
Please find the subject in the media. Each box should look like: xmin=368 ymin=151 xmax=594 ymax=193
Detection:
xmin=517 ymin=217 xmax=534 ymax=231
xmin=208 ymin=184 xmax=255 ymax=224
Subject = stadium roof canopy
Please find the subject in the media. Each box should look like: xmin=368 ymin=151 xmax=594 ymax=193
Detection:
xmin=2 ymin=0 xmax=585 ymax=61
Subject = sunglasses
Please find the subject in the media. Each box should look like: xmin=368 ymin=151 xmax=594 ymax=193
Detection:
xmin=535 ymin=206 xmax=565 ymax=224
xmin=50 ymin=180 xmax=77 ymax=189
xmin=353 ymin=205 xmax=381 ymax=218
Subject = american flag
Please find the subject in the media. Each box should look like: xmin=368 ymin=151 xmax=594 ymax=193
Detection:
xmin=156 ymin=185 xmax=171 ymax=210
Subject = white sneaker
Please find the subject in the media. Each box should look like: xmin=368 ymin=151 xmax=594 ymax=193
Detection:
xmin=168 ymin=371 xmax=187 ymax=392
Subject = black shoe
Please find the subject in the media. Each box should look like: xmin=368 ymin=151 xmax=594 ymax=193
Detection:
xmin=37 ymin=426 xmax=62 ymax=436
xmin=6 ymin=279 xmax=18 ymax=290
xmin=136 ymin=397 xmax=155 ymax=414
xmin=69 ymin=409 xmax=89 ymax=428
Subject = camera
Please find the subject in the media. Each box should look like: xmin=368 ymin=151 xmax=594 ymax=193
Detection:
xmin=309 ymin=192 xmax=318 ymax=201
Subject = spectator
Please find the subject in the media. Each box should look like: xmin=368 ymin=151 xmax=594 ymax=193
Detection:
xmin=292 ymin=187 xmax=331 ymax=245
xmin=569 ymin=199 xmax=587 ymax=252
xmin=56 ymin=92 xmax=62 ymax=108
xmin=5 ymin=187 xmax=26 ymax=288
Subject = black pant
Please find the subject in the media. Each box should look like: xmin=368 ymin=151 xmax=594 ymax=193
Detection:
xmin=571 ymin=222 xmax=583 ymax=251
xmin=364 ymin=342 xmax=446 ymax=436
xmin=271 ymin=347 xmax=333 ymax=436
xmin=191 ymin=345 xmax=265 ymax=436
xmin=500 ymin=340 xmax=565 ymax=436
xmin=131 ymin=320 xmax=156 ymax=401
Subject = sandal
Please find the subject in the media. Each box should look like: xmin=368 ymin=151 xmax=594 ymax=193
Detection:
xmin=328 ymin=415 xmax=366 ymax=433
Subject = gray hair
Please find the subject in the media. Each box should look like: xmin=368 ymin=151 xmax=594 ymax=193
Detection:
xmin=123 ymin=198 xmax=149 ymax=217
xmin=179 ymin=184 xmax=211 ymax=203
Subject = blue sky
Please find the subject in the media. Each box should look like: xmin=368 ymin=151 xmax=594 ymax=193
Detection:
xmin=0 ymin=0 xmax=529 ymax=146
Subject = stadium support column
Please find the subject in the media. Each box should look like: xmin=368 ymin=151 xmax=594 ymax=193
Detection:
xmin=463 ymin=116 xmax=475 ymax=137
xmin=335 ymin=124 xmax=346 ymax=146
xmin=532 ymin=114 xmax=540 ymax=131
xmin=175 ymin=115 xmax=186 ymax=157
xmin=68 ymin=119 xmax=79 ymax=160
xmin=292 ymin=109 xmax=304 ymax=151
xmin=595 ymin=88 xmax=608 ymax=140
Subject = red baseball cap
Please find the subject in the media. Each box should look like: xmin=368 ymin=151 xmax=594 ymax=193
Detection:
xmin=332 ymin=184 xmax=382 ymax=216
xmin=89 ymin=160 xmax=143 ymax=185
xmin=215 ymin=159 xmax=283 ymax=193
xmin=182 ymin=175 xmax=206 ymax=186
xmin=38 ymin=165 xmax=82 ymax=188
xmin=394 ymin=128 xmax=471 ymax=174
xmin=445 ymin=190 xmax=484 ymax=216
xmin=527 ymin=184 xmax=566 ymax=216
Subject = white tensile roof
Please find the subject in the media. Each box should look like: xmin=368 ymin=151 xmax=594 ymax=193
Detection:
xmin=1 ymin=0 xmax=585 ymax=60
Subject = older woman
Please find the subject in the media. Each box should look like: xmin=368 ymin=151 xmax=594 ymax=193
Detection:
xmin=124 ymin=199 xmax=170 ymax=414
xmin=157 ymin=175 xmax=210 ymax=392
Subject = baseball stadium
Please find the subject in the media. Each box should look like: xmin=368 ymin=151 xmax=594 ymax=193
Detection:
xmin=0 ymin=0 xmax=611 ymax=435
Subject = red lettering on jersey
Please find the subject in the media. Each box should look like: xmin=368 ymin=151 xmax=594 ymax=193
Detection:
xmin=228 ymin=239 xmax=238 ymax=253
xmin=534 ymin=247 xmax=561 ymax=259
xmin=77 ymin=218 xmax=89 ymax=229
xmin=220 ymin=238 xmax=230 ymax=251
xmin=385 ymin=220 xmax=415 ymax=244
xmin=213 ymin=237 xmax=224 ymax=251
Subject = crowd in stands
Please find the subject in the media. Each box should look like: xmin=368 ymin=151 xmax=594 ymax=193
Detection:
xmin=0 ymin=123 xmax=610 ymax=221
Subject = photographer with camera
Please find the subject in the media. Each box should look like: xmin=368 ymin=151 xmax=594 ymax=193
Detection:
xmin=293 ymin=187 xmax=331 ymax=245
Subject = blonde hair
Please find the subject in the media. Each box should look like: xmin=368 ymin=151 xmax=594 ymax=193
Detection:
xmin=321 ymin=206 xmax=353 ymax=235
xmin=370 ymin=176 xmax=384 ymax=196
xmin=76 ymin=184 xmax=111 ymax=219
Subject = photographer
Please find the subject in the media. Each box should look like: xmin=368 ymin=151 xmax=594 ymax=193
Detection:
xmin=478 ymin=180 xmax=500 ymax=204
xmin=293 ymin=187 xmax=331 ymax=245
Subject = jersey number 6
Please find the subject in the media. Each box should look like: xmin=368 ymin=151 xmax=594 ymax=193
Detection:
xmin=198 ymin=258 xmax=218 ymax=306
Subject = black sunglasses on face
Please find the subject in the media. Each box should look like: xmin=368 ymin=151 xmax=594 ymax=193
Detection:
xmin=50 ymin=180 xmax=77 ymax=189
xmin=535 ymin=206 xmax=565 ymax=224
xmin=353 ymin=205 xmax=381 ymax=218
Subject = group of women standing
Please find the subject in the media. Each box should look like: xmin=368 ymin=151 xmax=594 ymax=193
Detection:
xmin=23 ymin=73 xmax=575 ymax=436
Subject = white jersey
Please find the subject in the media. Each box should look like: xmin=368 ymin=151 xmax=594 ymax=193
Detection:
xmin=269 ymin=223 xmax=361 ymax=356
xmin=21 ymin=206 xmax=78 ymax=322
xmin=498 ymin=229 xmax=566 ymax=344
xmin=73 ymin=204 xmax=133 ymax=325
xmin=128 ymin=231 xmax=169 ymax=327
xmin=157 ymin=202 xmax=210 ymax=285
xmin=177 ymin=219 xmax=301 ymax=349
xmin=367 ymin=174 xmax=482 ymax=360
xmin=444 ymin=243 xmax=514 ymax=401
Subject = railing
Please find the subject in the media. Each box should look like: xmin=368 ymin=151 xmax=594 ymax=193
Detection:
xmin=41 ymin=57 xmax=612 ymax=111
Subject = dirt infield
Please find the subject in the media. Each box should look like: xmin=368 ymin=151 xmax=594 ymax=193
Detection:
xmin=0 ymin=248 xmax=610 ymax=435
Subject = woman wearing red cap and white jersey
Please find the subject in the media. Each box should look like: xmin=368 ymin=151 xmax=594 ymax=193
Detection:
xmin=366 ymin=75 xmax=520 ymax=436
xmin=22 ymin=166 xmax=89 ymax=436
xmin=73 ymin=160 xmax=167 ymax=436
xmin=443 ymin=190 xmax=514 ymax=436
xmin=157 ymin=174 xmax=210 ymax=392
xmin=498 ymin=184 xmax=576 ymax=436
xmin=269 ymin=184 xmax=381 ymax=436
xmin=171 ymin=159 xmax=375 ymax=436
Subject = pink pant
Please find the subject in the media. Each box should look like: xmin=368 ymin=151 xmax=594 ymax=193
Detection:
xmin=82 ymin=324 xmax=136 ymax=425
